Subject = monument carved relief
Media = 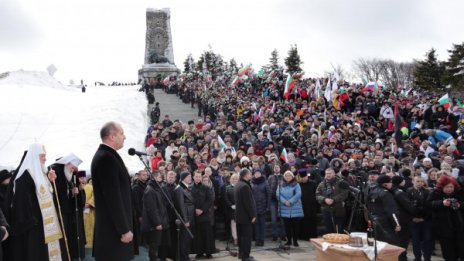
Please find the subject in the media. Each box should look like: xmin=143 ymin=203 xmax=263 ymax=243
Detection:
xmin=139 ymin=8 xmax=179 ymax=81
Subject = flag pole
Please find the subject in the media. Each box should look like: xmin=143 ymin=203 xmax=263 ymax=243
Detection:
xmin=50 ymin=168 xmax=72 ymax=261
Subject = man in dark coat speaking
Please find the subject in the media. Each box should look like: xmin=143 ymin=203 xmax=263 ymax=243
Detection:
xmin=91 ymin=121 xmax=134 ymax=261
xmin=234 ymin=168 xmax=257 ymax=261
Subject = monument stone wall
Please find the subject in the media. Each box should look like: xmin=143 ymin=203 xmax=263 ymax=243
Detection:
xmin=138 ymin=8 xmax=179 ymax=82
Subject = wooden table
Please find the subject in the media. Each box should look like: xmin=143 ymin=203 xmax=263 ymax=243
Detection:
xmin=310 ymin=238 xmax=404 ymax=261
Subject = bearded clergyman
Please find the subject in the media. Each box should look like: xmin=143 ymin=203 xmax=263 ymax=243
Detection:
xmin=5 ymin=143 xmax=63 ymax=261
xmin=50 ymin=153 xmax=86 ymax=260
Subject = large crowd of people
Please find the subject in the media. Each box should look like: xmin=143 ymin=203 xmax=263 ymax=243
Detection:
xmin=2 ymin=68 xmax=464 ymax=261
xmin=136 ymin=70 xmax=464 ymax=261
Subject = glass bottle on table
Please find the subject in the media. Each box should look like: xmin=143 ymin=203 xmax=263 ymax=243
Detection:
xmin=367 ymin=220 xmax=374 ymax=246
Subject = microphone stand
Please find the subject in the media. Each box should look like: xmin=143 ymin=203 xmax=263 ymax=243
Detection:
xmin=175 ymin=219 xmax=181 ymax=261
xmin=133 ymin=154 xmax=194 ymax=243
xmin=72 ymin=174 xmax=82 ymax=261
xmin=268 ymin=176 xmax=289 ymax=254
xmin=49 ymin=167 xmax=72 ymax=261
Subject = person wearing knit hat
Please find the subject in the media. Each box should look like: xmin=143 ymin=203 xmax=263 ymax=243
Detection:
xmin=367 ymin=170 xmax=380 ymax=184
xmin=240 ymin=156 xmax=251 ymax=169
xmin=366 ymin=174 xmax=401 ymax=246
xmin=391 ymin=175 xmax=404 ymax=187
xmin=298 ymin=168 xmax=308 ymax=178
xmin=400 ymin=169 xmax=413 ymax=190
xmin=240 ymin=156 xmax=250 ymax=165
xmin=180 ymin=172 xmax=191 ymax=182
xmin=298 ymin=168 xmax=318 ymax=239
xmin=377 ymin=175 xmax=392 ymax=185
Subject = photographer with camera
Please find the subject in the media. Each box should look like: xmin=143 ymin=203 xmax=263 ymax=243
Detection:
xmin=427 ymin=175 xmax=464 ymax=261
xmin=316 ymin=168 xmax=349 ymax=234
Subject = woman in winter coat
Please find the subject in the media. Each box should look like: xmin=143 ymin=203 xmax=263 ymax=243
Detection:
xmin=251 ymin=169 xmax=270 ymax=246
xmin=427 ymin=175 xmax=464 ymax=261
xmin=277 ymin=170 xmax=304 ymax=247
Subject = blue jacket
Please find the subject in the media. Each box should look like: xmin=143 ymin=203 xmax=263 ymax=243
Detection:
xmin=252 ymin=176 xmax=270 ymax=214
xmin=276 ymin=181 xmax=304 ymax=218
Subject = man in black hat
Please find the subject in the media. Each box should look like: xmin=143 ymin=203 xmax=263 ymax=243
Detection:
xmin=366 ymin=175 xmax=401 ymax=246
xmin=298 ymin=169 xmax=318 ymax=239
xmin=132 ymin=169 xmax=149 ymax=253
xmin=234 ymin=169 xmax=256 ymax=261
xmin=391 ymin=176 xmax=415 ymax=261
xmin=151 ymin=102 xmax=161 ymax=124
xmin=363 ymin=170 xmax=379 ymax=204
xmin=141 ymin=170 xmax=170 ymax=261
xmin=174 ymin=172 xmax=195 ymax=261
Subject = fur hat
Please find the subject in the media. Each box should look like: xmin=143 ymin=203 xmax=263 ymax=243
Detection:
xmin=240 ymin=156 xmax=250 ymax=164
xmin=377 ymin=175 xmax=392 ymax=185
xmin=392 ymin=175 xmax=404 ymax=186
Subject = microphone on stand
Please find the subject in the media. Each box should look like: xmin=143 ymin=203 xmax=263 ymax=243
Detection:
xmin=72 ymin=171 xmax=78 ymax=187
xmin=128 ymin=148 xmax=147 ymax=156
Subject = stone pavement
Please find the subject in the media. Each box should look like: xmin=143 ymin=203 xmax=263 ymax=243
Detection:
xmin=84 ymin=237 xmax=446 ymax=260
xmin=152 ymin=88 xmax=199 ymax=124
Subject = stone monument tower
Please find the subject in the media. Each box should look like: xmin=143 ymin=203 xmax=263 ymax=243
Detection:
xmin=138 ymin=8 xmax=179 ymax=82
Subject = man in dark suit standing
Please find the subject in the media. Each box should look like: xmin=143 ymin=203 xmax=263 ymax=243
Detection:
xmin=91 ymin=121 xmax=134 ymax=261
xmin=234 ymin=168 xmax=257 ymax=261
xmin=174 ymin=172 xmax=195 ymax=261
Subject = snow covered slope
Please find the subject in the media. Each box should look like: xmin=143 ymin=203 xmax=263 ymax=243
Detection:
xmin=0 ymin=70 xmax=148 ymax=174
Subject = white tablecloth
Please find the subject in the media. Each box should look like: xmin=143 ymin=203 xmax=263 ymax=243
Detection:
xmin=321 ymin=240 xmax=387 ymax=261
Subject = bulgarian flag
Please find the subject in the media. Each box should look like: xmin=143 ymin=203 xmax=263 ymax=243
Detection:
xmin=162 ymin=76 xmax=170 ymax=85
xmin=230 ymin=76 xmax=240 ymax=86
xmin=279 ymin=148 xmax=288 ymax=163
xmin=438 ymin=93 xmax=451 ymax=109
xmin=313 ymin=79 xmax=321 ymax=99
xmin=284 ymin=74 xmax=295 ymax=99
xmin=217 ymin=135 xmax=227 ymax=150
xmin=270 ymin=102 xmax=275 ymax=114
xmin=238 ymin=64 xmax=252 ymax=76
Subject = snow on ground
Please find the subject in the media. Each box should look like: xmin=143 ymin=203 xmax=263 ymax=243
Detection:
xmin=0 ymin=70 xmax=148 ymax=174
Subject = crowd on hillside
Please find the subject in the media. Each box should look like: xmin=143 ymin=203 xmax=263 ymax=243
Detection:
xmin=134 ymin=70 xmax=464 ymax=261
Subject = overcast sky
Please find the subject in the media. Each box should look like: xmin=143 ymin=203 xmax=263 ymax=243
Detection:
xmin=1 ymin=0 xmax=463 ymax=84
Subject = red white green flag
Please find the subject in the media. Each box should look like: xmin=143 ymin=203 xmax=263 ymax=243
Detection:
xmin=438 ymin=93 xmax=450 ymax=109
xmin=230 ymin=76 xmax=240 ymax=87
xmin=217 ymin=135 xmax=227 ymax=150
xmin=163 ymin=76 xmax=169 ymax=85
xmin=284 ymin=75 xmax=295 ymax=99
xmin=279 ymin=148 xmax=288 ymax=163
xmin=238 ymin=64 xmax=252 ymax=76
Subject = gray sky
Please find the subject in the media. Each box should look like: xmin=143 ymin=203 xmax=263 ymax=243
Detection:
xmin=1 ymin=0 xmax=463 ymax=84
